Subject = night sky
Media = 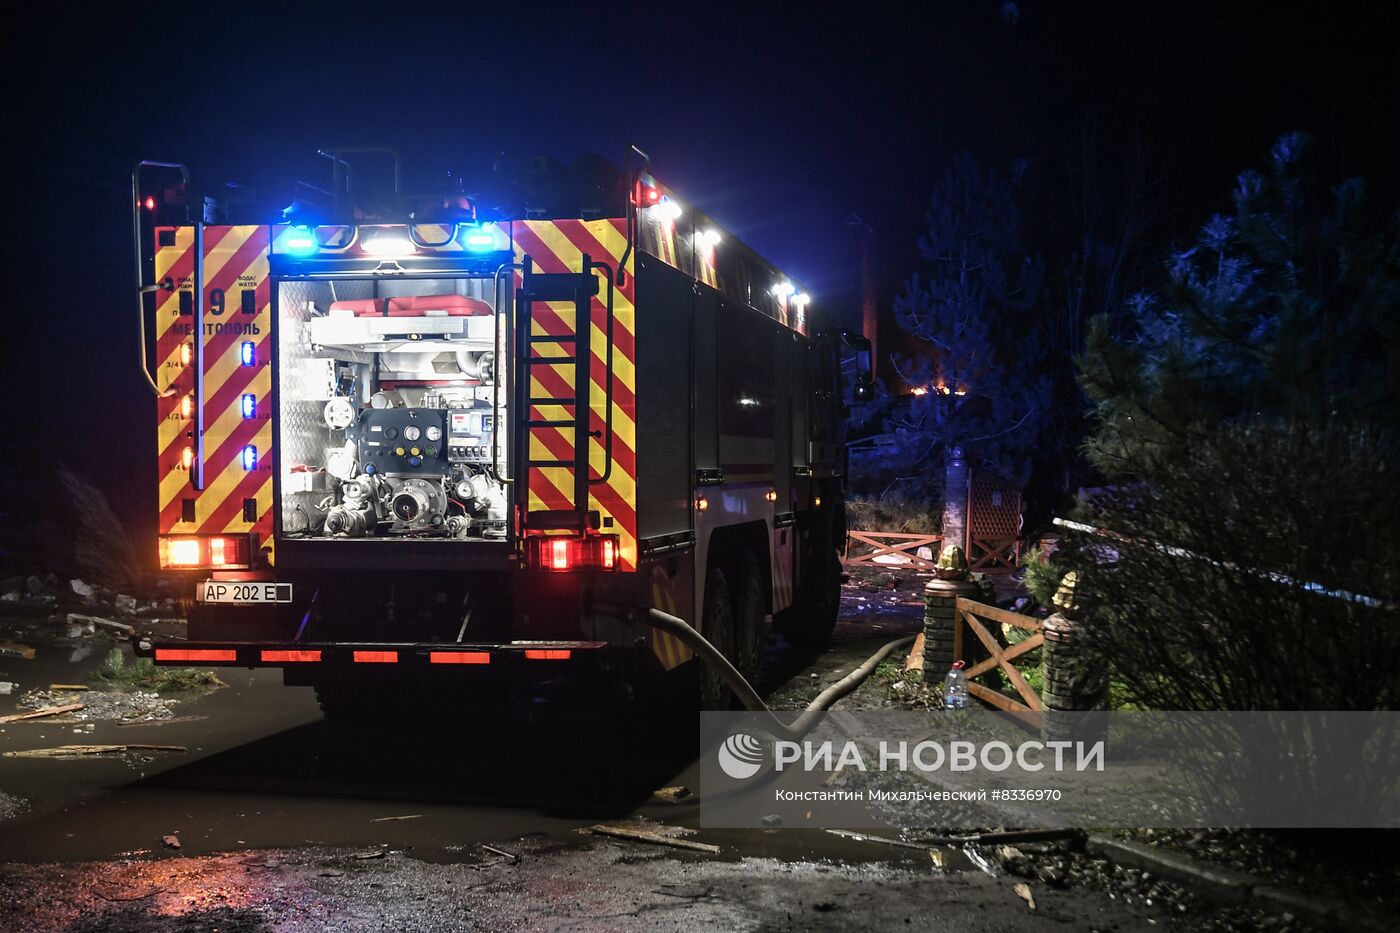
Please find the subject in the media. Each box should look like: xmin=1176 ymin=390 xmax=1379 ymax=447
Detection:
xmin=11 ymin=1 xmax=1399 ymax=547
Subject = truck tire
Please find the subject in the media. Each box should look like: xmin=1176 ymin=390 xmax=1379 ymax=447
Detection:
xmin=733 ymin=551 xmax=767 ymax=690
xmin=699 ymin=568 xmax=736 ymax=710
xmin=790 ymin=549 xmax=841 ymax=653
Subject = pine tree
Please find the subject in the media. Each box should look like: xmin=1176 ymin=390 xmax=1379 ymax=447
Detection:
xmin=1079 ymin=132 xmax=1399 ymax=479
xmin=856 ymin=153 xmax=1049 ymax=506
xmin=1061 ymin=134 xmax=1400 ymax=711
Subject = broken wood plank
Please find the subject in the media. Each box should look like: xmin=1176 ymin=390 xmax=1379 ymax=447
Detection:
xmin=65 ymin=614 xmax=135 ymax=635
xmin=0 ymin=643 xmax=36 ymax=660
xmin=4 ymin=743 xmax=186 ymax=758
xmin=49 ymin=684 xmax=90 ymax=692
xmin=370 ymin=814 xmax=423 ymax=823
xmin=479 ymin=844 xmax=520 ymax=862
xmin=904 ymin=631 xmax=926 ymax=672
xmin=586 ymin=823 xmax=720 ymax=854
xmin=0 ymin=703 xmax=84 ymax=723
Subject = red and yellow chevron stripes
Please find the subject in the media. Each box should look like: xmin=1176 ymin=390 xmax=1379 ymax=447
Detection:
xmin=154 ymin=226 xmax=274 ymax=557
xmin=512 ymin=219 xmax=639 ymax=572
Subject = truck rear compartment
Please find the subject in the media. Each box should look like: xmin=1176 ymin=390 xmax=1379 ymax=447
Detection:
xmin=275 ymin=275 xmax=511 ymax=547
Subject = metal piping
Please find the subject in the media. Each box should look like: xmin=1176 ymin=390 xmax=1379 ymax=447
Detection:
xmin=646 ymin=608 xmax=915 ymax=740
xmin=132 ymin=160 xmax=189 ymax=398
xmin=616 ymin=144 xmax=649 ymax=287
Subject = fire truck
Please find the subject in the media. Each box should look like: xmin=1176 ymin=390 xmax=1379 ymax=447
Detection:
xmin=131 ymin=148 xmax=871 ymax=712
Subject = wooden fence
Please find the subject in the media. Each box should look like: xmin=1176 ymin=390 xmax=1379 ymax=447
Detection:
xmin=953 ymin=597 xmax=1044 ymax=718
xmin=843 ymin=531 xmax=943 ymax=569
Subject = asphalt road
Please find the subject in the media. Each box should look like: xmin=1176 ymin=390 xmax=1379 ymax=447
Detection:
xmin=0 ymin=579 xmax=1190 ymax=931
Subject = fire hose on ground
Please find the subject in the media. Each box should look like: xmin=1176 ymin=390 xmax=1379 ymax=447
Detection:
xmin=646 ymin=608 xmax=916 ymax=740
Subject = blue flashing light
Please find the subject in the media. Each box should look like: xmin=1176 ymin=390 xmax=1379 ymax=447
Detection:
xmin=240 ymin=342 xmax=256 ymax=367
xmin=241 ymin=445 xmax=258 ymax=470
xmin=283 ymin=227 xmax=317 ymax=254
xmin=462 ymin=223 xmax=504 ymax=252
xmin=241 ymin=394 xmax=256 ymax=419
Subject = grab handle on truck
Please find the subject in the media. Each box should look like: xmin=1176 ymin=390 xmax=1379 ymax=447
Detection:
xmin=589 ymin=260 xmax=616 ymax=486
xmin=132 ymin=160 xmax=189 ymax=398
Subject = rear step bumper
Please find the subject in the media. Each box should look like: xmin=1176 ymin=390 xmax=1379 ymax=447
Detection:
xmin=131 ymin=637 xmax=608 ymax=668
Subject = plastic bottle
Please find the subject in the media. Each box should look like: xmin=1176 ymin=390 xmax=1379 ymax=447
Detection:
xmin=944 ymin=659 xmax=969 ymax=710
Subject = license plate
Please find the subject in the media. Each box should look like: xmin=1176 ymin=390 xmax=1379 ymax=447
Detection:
xmin=198 ymin=581 xmax=293 ymax=604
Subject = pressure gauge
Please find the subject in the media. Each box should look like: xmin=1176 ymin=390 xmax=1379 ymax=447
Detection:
xmin=403 ymin=425 xmax=421 ymax=441
xmin=425 ymin=425 xmax=442 ymax=441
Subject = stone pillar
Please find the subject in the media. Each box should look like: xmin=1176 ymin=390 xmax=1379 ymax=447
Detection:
xmin=922 ymin=545 xmax=981 ymax=679
xmin=940 ymin=447 xmax=969 ymax=557
xmin=1041 ymin=611 xmax=1109 ymax=742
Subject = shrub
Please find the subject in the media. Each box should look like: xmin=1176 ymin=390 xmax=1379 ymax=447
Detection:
xmin=1054 ymin=421 xmax=1399 ymax=711
xmin=94 ymin=648 xmax=223 ymax=693
xmin=846 ymin=493 xmax=942 ymax=536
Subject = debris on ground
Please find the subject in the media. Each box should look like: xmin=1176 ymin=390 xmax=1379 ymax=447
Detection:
xmin=0 ymin=702 xmax=84 ymax=723
xmin=18 ymin=688 xmax=176 ymax=722
xmin=583 ymin=819 xmax=721 ymax=854
xmin=65 ymin=613 xmax=134 ymax=635
xmin=90 ymin=649 xmax=223 ymax=694
xmin=0 ymin=643 xmax=36 ymax=660
xmin=0 ymin=572 xmax=184 ymax=632
xmin=963 ymin=846 xmax=1000 ymax=876
xmin=479 ymin=844 xmax=520 ymax=862
xmin=115 ymin=714 xmax=208 ymax=727
xmin=370 ymin=814 xmax=423 ymax=823
xmin=1013 ymin=882 xmax=1036 ymax=910
xmin=49 ymin=684 xmax=89 ymax=691
xmin=161 ymin=834 xmax=181 ymax=849
xmin=4 ymin=744 xmax=186 ymax=759
xmin=352 ymin=848 xmax=388 ymax=860
xmin=652 ymin=785 xmax=693 ymax=803
xmin=825 ymin=829 xmax=934 ymax=852
xmin=994 ymin=844 xmax=1035 ymax=878
xmin=0 ymin=681 xmax=16 ymax=695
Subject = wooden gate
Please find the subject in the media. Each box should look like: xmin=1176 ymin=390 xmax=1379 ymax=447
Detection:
xmin=844 ymin=531 xmax=943 ymax=569
xmin=966 ymin=472 xmax=1022 ymax=573
xmin=954 ymin=597 xmax=1043 ymax=719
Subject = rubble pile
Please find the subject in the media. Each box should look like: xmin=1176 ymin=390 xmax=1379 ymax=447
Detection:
xmin=16 ymin=688 xmax=177 ymax=722
xmin=0 ymin=575 xmax=185 ymax=658
xmin=0 ymin=574 xmax=182 ymax=621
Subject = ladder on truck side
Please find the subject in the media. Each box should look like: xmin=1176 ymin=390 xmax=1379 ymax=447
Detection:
xmin=514 ymin=254 xmax=615 ymax=536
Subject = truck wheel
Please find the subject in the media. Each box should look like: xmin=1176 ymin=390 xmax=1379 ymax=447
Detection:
xmin=791 ymin=550 xmax=841 ymax=653
xmin=733 ymin=552 xmax=767 ymax=690
xmin=699 ymin=568 xmax=736 ymax=710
